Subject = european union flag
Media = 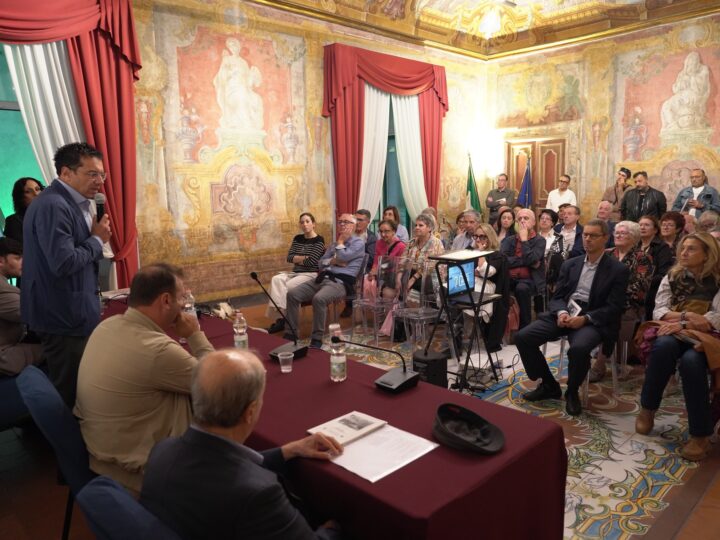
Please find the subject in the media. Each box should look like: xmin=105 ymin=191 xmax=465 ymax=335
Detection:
xmin=517 ymin=159 xmax=532 ymax=208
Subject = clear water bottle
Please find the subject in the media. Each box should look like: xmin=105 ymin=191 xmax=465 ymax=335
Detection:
xmin=179 ymin=290 xmax=197 ymax=344
xmin=233 ymin=312 xmax=249 ymax=349
xmin=328 ymin=323 xmax=346 ymax=382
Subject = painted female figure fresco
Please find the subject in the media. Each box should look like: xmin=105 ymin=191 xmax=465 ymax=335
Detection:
xmin=213 ymin=37 xmax=264 ymax=130
xmin=661 ymin=51 xmax=710 ymax=131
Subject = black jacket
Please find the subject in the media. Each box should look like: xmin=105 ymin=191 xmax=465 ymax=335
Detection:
xmin=620 ymin=187 xmax=667 ymax=222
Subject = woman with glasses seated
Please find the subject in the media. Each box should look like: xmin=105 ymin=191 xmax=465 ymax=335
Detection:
xmin=265 ymin=213 xmax=325 ymax=334
xmin=469 ymin=224 xmax=510 ymax=353
xmin=382 ymin=206 xmax=409 ymax=243
xmin=636 ymin=232 xmax=720 ymax=461
xmin=364 ymin=219 xmax=406 ymax=300
xmin=589 ymin=221 xmax=654 ymax=382
xmin=659 ymin=211 xmax=685 ymax=264
xmin=398 ymin=214 xmax=444 ymax=298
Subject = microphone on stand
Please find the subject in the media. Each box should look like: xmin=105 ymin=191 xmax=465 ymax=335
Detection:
xmin=331 ymin=336 xmax=420 ymax=394
xmin=249 ymin=272 xmax=308 ymax=362
xmin=94 ymin=193 xmax=106 ymax=222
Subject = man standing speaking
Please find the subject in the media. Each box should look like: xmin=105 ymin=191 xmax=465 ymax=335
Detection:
xmin=21 ymin=142 xmax=112 ymax=406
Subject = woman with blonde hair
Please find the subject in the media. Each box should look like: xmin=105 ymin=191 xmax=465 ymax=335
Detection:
xmin=636 ymin=232 xmax=720 ymax=461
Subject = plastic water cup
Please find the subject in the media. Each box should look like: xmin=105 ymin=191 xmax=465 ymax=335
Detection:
xmin=278 ymin=352 xmax=293 ymax=374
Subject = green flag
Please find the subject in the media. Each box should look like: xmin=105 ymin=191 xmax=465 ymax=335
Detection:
xmin=466 ymin=156 xmax=481 ymax=214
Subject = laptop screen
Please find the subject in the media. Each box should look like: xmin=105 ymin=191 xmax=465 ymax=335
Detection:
xmin=447 ymin=261 xmax=475 ymax=297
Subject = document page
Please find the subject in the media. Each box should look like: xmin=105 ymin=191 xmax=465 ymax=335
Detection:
xmin=331 ymin=425 xmax=438 ymax=483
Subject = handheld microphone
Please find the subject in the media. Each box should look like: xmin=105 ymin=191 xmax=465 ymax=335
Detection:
xmin=331 ymin=336 xmax=420 ymax=393
xmin=94 ymin=193 xmax=106 ymax=222
xmin=249 ymin=272 xmax=308 ymax=362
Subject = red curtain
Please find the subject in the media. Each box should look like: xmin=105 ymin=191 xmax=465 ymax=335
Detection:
xmin=0 ymin=0 xmax=141 ymax=287
xmin=322 ymin=43 xmax=448 ymax=214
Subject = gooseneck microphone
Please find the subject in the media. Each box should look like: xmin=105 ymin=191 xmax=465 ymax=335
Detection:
xmin=94 ymin=193 xmax=106 ymax=222
xmin=331 ymin=336 xmax=420 ymax=394
xmin=249 ymin=272 xmax=308 ymax=362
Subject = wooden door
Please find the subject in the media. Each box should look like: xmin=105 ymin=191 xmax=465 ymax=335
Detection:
xmin=506 ymin=139 xmax=565 ymax=210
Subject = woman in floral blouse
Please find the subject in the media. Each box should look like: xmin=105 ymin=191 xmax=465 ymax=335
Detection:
xmin=589 ymin=220 xmax=654 ymax=382
xmin=397 ymin=213 xmax=445 ymax=298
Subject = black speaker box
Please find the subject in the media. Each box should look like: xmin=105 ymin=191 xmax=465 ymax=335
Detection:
xmin=412 ymin=350 xmax=448 ymax=388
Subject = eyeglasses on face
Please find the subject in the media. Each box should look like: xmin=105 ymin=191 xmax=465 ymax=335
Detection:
xmin=472 ymin=234 xmax=488 ymax=241
xmin=614 ymin=231 xmax=629 ymax=236
xmin=338 ymin=220 xmax=354 ymax=225
xmin=71 ymin=167 xmax=107 ymax=182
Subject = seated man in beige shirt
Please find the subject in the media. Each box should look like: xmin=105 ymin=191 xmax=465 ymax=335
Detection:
xmin=74 ymin=263 xmax=214 ymax=494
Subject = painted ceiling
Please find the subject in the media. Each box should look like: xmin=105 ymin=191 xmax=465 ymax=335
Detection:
xmin=250 ymin=0 xmax=720 ymax=58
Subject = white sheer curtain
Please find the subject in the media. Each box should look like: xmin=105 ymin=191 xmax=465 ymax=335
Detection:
xmin=4 ymin=41 xmax=85 ymax=184
xmin=390 ymin=94 xmax=429 ymax=220
xmin=357 ymin=83 xmax=390 ymax=218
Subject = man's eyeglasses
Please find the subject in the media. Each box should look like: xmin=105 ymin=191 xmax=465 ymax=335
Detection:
xmin=72 ymin=167 xmax=107 ymax=182
xmin=338 ymin=220 xmax=355 ymax=225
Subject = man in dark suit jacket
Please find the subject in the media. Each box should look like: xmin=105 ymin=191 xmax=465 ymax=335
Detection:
xmin=140 ymin=349 xmax=343 ymax=540
xmin=515 ymin=220 xmax=629 ymax=416
xmin=21 ymin=143 xmax=111 ymax=406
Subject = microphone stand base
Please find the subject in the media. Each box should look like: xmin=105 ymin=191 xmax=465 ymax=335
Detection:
xmin=375 ymin=368 xmax=420 ymax=393
xmin=269 ymin=342 xmax=308 ymax=362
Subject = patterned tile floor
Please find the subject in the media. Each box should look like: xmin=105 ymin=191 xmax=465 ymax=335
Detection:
xmin=333 ymin=331 xmax=719 ymax=539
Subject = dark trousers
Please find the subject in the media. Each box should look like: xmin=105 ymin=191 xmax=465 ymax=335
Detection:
xmin=39 ymin=333 xmax=89 ymax=408
xmin=510 ymin=278 xmax=535 ymax=329
xmin=515 ymin=313 xmax=604 ymax=391
xmin=640 ymin=336 xmax=712 ymax=437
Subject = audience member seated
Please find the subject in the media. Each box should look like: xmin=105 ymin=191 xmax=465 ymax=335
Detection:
xmin=684 ymin=213 xmax=697 ymax=235
xmin=451 ymin=210 xmax=480 ymax=250
xmin=671 ymin=168 xmax=720 ymax=219
xmin=602 ymin=167 xmax=630 ymax=222
xmin=588 ymin=221 xmax=654 ymax=382
xmin=140 ymin=349 xmax=343 ymax=539
xmin=382 ymin=205 xmax=409 ymax=243
xmin=638 ymin=215 xmax=673 ymax=321
xmin=285 ymin=214 xmax=365 ymax=349
xmin=537 ymin=209 xmax=563 ymax=257
xmin=659 ymin=211 xmax=685 ymax=263
xmin=340 ymin=208 xmax=378 ymax=318
xmin=397 ymin=214 xmax=444 ymax=299
xmin=596 ymin=201 xmax=617 ymax=248
xmin=494 ymin=207 xmax=515 ymax=244
xmin=697 ymin=210 xmax=720 ymax=233
xmin=554 ymin=205 xmax=584 ymax=258
xmin=3 ymin=177 xmax=44 ymax=245
xmin=501 ymin=209 xmax=545 ymax=329
xmin=0 ymin=238 xmax=42 ymax=375
xmin=515 ymin=219 xmax=629 ymax=416
xmin=636 ymin=233 xmax=720 ymax=461
xmin=266 ymin=213 xmax=325 ymax=334
xmin=364 ymin=219 xmax=406 ymax=300
xmin=74 ymin=263 xmax=214 ymax=495
xmin=470 ymin=224 xmax=510 ymax=353
xmin=621 ymin=171 xmax=667 ymax=222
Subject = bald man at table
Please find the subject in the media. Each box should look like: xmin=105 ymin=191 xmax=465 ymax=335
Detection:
xmin=141 ymin=349 xmax=344 ymax=540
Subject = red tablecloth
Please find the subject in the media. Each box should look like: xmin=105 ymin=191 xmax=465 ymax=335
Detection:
xmin=247 ymin=330 xmax=567 ymax=540
xmin=102 ymin=300 xmax=567 ymax=539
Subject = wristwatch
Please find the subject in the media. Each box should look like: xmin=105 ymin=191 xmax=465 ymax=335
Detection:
xmin=680 ymin=311 xmax=687 ymax=329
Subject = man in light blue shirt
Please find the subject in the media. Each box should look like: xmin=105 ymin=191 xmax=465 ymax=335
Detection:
xmin=285 ymin=214 xmax=365 ymax=348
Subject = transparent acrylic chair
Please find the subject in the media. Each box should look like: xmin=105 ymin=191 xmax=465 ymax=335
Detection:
xmin=355 ymin=255 xmax=400 ymax=345
xmin=393 ymin=259 xmax=440 ymax=348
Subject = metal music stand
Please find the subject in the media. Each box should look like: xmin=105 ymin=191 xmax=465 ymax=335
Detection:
xmin=424 ymin=249 xmax=502 ymax=393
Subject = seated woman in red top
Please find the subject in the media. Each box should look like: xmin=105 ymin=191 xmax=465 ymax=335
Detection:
xmin=364 ymin=219 xmax=406 ymax=300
